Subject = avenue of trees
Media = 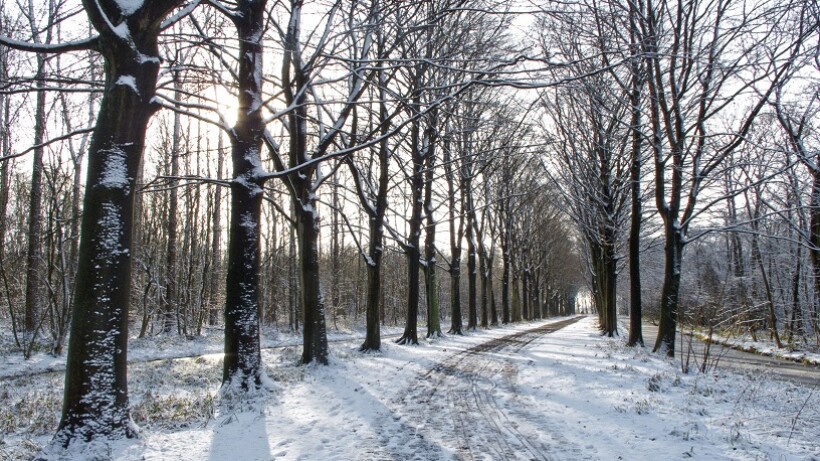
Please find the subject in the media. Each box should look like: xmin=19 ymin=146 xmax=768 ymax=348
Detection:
xmin=0 ymin=0 xmax=817 ymax=450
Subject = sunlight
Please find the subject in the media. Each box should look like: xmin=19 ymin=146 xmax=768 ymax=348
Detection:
xmin=214 ymin=84 xmax=238 ymax=128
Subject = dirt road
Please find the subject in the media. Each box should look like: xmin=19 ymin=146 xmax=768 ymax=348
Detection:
xmin=641 ymin=323 xmax=820 ymax=387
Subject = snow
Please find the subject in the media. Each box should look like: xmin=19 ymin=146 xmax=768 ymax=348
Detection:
xmin=2 ymin=317 xmax=818 ymax=460
xmin=113 ymin=0 xmax=143 ymax=15
xmin=97 ymin=202 xmax=126 ymax=258
xmin=114 ymin=75 xmax=139 ymax=95
xmin=99 ymin=147 xmax=130 ymax=191
xmin=239 ymin=211 xmax=257 ymax=232
xmin=110 ymin=21 xmax=131 ymax=41
xmin=138 ymin=53 xmax=161 ymax=65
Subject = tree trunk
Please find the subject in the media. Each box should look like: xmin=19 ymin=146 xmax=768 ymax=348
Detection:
xmin=398 ymin=188 xmax=423 ymax=344
xmin=361 ymin=224 xmax=383 ymax=351
xmin=297 ymin=202 xmax=329 ymax=363
xmin=603 ymin=235 xmax=618 ymax=337
xmin=330 ymin=169 xmax=341 ymax=329
xmin=23 ymin=51 xmax=47 ymax=334
xmin=501 ymin=228 xmax=511 ymax=324
xmin=222 ymin=0 xmax=267 ymax=389
xmin=359 ymin=80 xmax=390 ymax=352
xmin=223 ymin=174 xmax=264 ymax=388
xmin=489 ymin=265 xmax=499 ymax=326
xmin=653 ymin=227 xmax=683 ymax=357
xmin=397 ymin=112 xmax=424 ymax=345
xmin=626 ymin=7 xmax=644 ymax=346
xmin=399 ymin=242 xmax=422 ymax=344
xmin=424 ymin=260 xmax=441 ymax=338
xmin=208 ymin=133 xmax=224 ymax=326
xmin=479 ymin=245 xmax=489 ymax=328
xmin=466 ymin=205 xmax=477 ymax=330
xmin=282 ymin=0 xmax=329 ymax=363
xmin=56 ymin=3 xmax=182 ymax=440
xmin=532 ymin=269 xmax=542 ymax=320
xmin=423 ymin=119 xmax=441 ymax=339
xmin=512 ymin=270 xmax=520 ymax=322
xmin=288 ymin=221 xmax=299 ymax=332
xmin=162 ymin=75 xmax=181 ymax=335
xmin=810 ymin=171 xmax=820 ymax=334
xmin=446 ymin=136 xmax=463 ymax=335
xmin=626 ymin=133 xmax=644 ymax=346
xmin=522 ymin=268 xmax=530 ymax=321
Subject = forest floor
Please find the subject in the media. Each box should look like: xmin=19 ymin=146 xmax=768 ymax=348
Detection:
xmin=1 ymin=316 xmax=819 ymax=461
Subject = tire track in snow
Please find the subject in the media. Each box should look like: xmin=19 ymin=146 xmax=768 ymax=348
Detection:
xmin=395 ymin=316 xmax=586 ymax=461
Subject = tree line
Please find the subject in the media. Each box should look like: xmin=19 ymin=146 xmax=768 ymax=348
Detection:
xmin=0 ymin=0 xmax=817 ymax=451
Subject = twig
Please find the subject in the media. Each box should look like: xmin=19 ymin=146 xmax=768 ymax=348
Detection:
xmin=787 ymin=385 xmax=816 ymax=446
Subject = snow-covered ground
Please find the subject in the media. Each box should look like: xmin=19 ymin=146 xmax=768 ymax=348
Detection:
xmin=2 ymin=316 xmax=818 ymax=461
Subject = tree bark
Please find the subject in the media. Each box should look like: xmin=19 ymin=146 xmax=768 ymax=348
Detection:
xmin=162 ymin=72 xmax=181 ymax=335
xmin=396 ymin=93 xmax=425 ymax=344
xmin=479 ymin=244 xmax=489 ymax=328
xmin=810 ymin=171 xmax=820 ymax=339
xmin=500 ymin=210 xmax=511 ymax=324
xmin=223 ymin=171 xmax=264 ymax=387
xmin=296 ymin=201 xmax=329 ymax=363
xmin=653 ymin=227 xmax=683 ymax=356
xmin=603 ymin=233 xmax=618 ymax=337
xmin=222 ymin=0 xmax=267 ymax=388
xmin=423 ymin=118 xmax=442 ymax=339
xmin=282 ymin=0 xmax=330 ymax=363
xmin=57 ymin=0 xmax=183 ymax=444
xmin=445 ymin=135 xmax=464 ymax=335
xmin=465 ymin=191 xmax=478 ymax=330
xmin=626 ymin=1 xmax=644 ymax=347
xmin=522 ymin=267 xmax=530 ymax=321
xmin=208 ymin=133 xmax=224 ymax=326
xmin=23 ymin=55 xmax=46 ymax=334
xmin=358 ymin=73 xmax=390 ymax=352
xmin=626 ymin=122 xmax=644 ymax=345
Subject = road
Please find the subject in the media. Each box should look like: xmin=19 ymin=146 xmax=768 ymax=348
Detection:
xmin=641 ymin=322 xmax=820 ymax=387
xmin=364 ymin=316 xmax=588 ymax=461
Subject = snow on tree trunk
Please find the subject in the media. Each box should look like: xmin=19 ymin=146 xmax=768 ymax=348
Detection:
xmin=223 ymin=0 xmax=269 ymax=389
xmin=57 ymin=0 xmax=185 ymax=445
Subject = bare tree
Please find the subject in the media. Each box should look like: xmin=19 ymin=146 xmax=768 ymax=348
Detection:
xmin=0 ymin=0 xmax=193 ymax=447
xmin=773 ymin=59 xmax=820 ymax=337
xmin=639 ymin=0 xmax=814 ymax=356
xmin=21 ymin=0 xmax=57 ymax=336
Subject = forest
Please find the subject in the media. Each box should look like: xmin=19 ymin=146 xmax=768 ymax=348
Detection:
xmin=0 ymin=0 xmax=818 ymax=457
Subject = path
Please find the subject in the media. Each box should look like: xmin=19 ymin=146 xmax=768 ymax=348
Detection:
xmin=370 ymin=316 xmax=588 ymax=461
xmin=641 ymin=322 xmax=820 ymax=387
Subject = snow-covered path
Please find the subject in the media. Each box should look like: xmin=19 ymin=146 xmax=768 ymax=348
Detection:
xmin=380 ymin=316 xmax=587 ymax=461
xmin=8 ymin=316 xmax=819 ymax=460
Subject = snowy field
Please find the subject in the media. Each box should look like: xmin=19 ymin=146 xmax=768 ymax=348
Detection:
xmin=2 ymin=316 xmax=818 ymax=461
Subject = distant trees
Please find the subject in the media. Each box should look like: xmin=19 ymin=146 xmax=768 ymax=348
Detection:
xmin=539 ymin=6 xmax=631 ymax=336
xmin=773 ymin=61 xmax=820 ymax=339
